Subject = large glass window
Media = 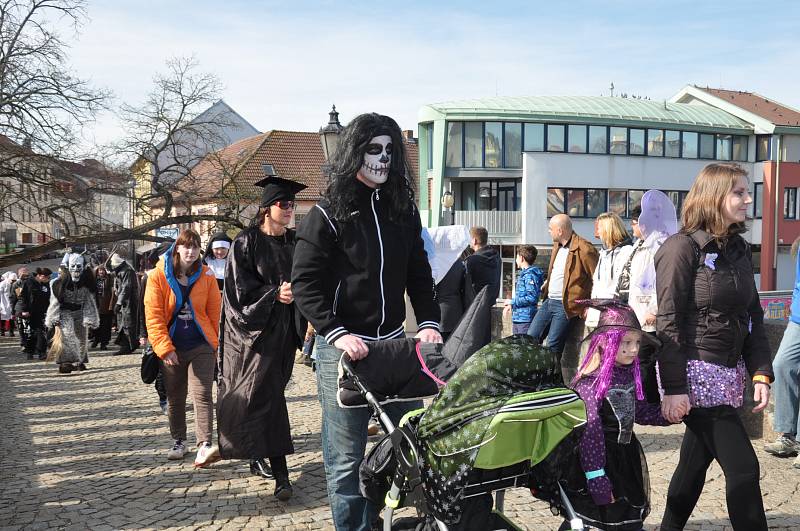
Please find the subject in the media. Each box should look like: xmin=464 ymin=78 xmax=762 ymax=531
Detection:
xmin=567 ymin=189 xmax=586 ymax=217
xmin=568 ymin=125 xmax=587 ymax=153
xmin=716 ymin=134 xmax=732 ymax=161
xmin=445 ymin=122 xmax=462 ymax=168
xmin=754 ymin=182 xmax=763 ymax=219
xmin=732 ymin=135 xmax=748 ymax=162
xmin=609 ymin=127 xmax=627 ymax=154
xmin=547 ymin=188 xmax=565 ymax=217
xmin=756 ymin=135 xmax=771 ymax=161
xmin=484 ymin=122 xmax=503 ymax=168
xmin=628 ymin=190 xmax=644 ymax=214
xmin=464 ymin=122 xmax=483 ymax=167
xmin=682 ymin=132 xmax=698 ymax=159
xmin=647 ymin=129 xmax=664 ymax=157
xmin=609 ymin=190 xmax=627 ymax=217
xmin=547 ymin=124 xmax=565 ymax=152
xmin=665 ymin=130 xmax=681 ymax=157
xmin=424 ymin=123 xmax=434 ymax=170
xmin=699 ymin=133 xmax=715 ymax=159
xmin=504 ymin=123 xmax=522 ymax=168
xmin=785 ymin=188 xmax=797 ymax=220
xmin=477 ymin=181 xmax=492 ymax=210
xmin=589 ymin=126 xmax=607 ymax=154
xmin=524 ymin=123 xmax=544 ymax=151
xmin=629 ymin=128 xmax=645 ymax=155
xmin=587 ymin=189 xmax=607 ymax=218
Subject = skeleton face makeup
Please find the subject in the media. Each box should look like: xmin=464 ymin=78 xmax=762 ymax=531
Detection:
xmin=68 ymin=254 xmax=85 ymax=282
xmin=360 ymin=135 xmax=392 ymax=185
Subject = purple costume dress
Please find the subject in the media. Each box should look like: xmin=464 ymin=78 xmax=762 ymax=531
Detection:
xmin=563 ymin=365 xmax=670 ymax=531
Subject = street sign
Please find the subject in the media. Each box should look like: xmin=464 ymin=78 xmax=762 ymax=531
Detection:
xmin=155 ymin=227 xmax=179 ymax=240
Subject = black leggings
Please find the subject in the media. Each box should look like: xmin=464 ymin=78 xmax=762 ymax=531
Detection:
xmin=661 ymin=405 xmax=767 ymax=531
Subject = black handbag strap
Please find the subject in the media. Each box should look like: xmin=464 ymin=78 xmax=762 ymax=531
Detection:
xmin=168 ymin=278 xmax=197 ymax=330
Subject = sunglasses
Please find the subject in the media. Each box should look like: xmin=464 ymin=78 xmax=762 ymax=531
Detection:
xmin=274 ymin=200 xmax=296 ymax=210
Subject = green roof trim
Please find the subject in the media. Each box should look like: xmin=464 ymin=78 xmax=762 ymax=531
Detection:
xmin=419 ymin=95 xmax=753 ymax=133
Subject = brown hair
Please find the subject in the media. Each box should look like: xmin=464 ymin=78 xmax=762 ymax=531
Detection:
xmin=470 ymin=226 xmax=488 ymax=246
xmin=172 ymin=229 xmax=202 ymax=278
xmin=517 ymin=245 xmax=538 ymax=265
xmin=681 ymin=163 xmax=749 ymax=238
xmin=596 ymin=212 xmax=629 ymax=248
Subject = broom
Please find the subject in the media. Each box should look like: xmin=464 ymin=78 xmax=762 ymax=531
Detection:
xmin=47 ymin=325 xmax=64 ymax=362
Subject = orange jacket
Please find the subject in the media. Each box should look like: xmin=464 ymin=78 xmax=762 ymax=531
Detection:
xmin=144 ymin=255 xmax=221 ymax=358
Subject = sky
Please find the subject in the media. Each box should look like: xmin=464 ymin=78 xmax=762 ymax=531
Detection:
xmin=63 ymin=0 xmax=800 ymax=152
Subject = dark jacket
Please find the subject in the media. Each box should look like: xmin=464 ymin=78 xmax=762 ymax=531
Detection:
xmin=436 ymin=260 xmax=474 ymax=334
xmin=541 ymin=233 xmax=599 ymax=318
xmin=112 ymin=261 xmax=140 ymax=338
xmin=654 ymin=230 xmax=772 ymax=395
xmin=19 ymin=277 xmax=51 ymax=325
xmin=11 ymin=277 xmax=28 ymax=314
xmin=292 ymin=182 xmax=440 ymax=345
xmin=464 ymin=246 xmax=501 ymax=301
xmin=511 ymin=266 xmax=544 ymax=323
xmin=95 ymin=274 xmax=115 ymax=315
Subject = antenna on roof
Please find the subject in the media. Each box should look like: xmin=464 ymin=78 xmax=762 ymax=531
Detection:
xmin=609 ymin=82 xmax=615 ymax=97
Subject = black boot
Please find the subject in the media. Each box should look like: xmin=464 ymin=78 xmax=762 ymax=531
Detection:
xmin=270 ymin=456 xmax=292 ymax=501
xmin=77 ymin=363 xmax=87 ymax=371
xmin=250 ymin=458 xmax=273 ymax=479
xmin=58 ymin=364 xmax=73 ymax=374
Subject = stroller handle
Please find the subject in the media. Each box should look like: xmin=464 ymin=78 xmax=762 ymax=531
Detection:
xmin=340 ymin=353 xmax=397 ymax=433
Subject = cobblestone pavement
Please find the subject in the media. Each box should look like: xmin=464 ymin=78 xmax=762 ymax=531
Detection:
xmin=0 ymin=336 xmax=798 ymax=530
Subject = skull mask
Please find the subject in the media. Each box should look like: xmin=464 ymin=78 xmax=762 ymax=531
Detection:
xmin=360 ymin=135 xmax=392 ymax=185
xmin=68 ymin=254 xmax=85 ymax=282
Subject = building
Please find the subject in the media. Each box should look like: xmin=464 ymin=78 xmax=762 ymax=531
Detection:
xmin=418 ymin=85 xmax=800 ymax=295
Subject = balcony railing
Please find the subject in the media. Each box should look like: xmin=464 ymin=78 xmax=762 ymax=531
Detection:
xmin=447 ymin=210 xmax=521 ymax=235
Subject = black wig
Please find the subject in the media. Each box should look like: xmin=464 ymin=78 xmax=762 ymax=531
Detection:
xmin=323 ymin=113 xmax=415 ymax=222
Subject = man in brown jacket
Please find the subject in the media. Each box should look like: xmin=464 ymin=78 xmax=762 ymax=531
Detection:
xmin=527 ymin=214 xmax=598 ymax=356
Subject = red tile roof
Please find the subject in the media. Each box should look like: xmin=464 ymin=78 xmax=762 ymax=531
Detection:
xmin=190 ymin=130 xmax=420 ymax=204
xmin=696 ymin=87 xmax=800 ymax=127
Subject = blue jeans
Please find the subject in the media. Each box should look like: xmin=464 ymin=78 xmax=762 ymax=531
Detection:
xmin=526 ymin=298 xmax=573 ymax=355
xmin=314 ymin=336 xmax=423 ymax=531
xmin=772 ymin=320 xmax=800 ymax=437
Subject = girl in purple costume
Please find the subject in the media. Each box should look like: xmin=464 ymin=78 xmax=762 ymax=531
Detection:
xmin=559 ymin=299 xmax=672 ymax=531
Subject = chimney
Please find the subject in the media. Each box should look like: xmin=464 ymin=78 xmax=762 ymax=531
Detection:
xmin=402 ymin=130 xmax=417 ymax=144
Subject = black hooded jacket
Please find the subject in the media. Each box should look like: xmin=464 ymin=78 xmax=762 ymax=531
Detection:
xmin=464 ymin=246 xmax=501 ymax=301
xmin=292 ymin=181 xmax=440 ymax=345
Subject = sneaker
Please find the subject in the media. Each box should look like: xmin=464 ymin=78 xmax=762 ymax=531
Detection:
xmin=764 ymin=435 xmax=800 ymax=457
xmin=167 ymin=439 xmax=187 ymax=460
xmin=194 ymin=442 xmax=220 ymax=468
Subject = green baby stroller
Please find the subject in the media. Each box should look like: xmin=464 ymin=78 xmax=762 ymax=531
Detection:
xmin=345 ymin=335 xmax=589 ymax=530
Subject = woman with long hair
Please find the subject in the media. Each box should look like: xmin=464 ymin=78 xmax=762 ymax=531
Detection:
xmin=585 ymin=212 xmax=634 ymax=328
xmin=655 ymin=163 xmax=772 ymax=530
xmin=144 ymin=229 xmax=222 ymax=466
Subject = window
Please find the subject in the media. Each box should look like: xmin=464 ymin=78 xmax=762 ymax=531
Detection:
xmin=504 ymin=123 xmax=522 ymax=168
xmin=609 ymin=127 xmax=627 ymax=154
xmin=754 ymin=182 xmax=763 ymax=219
xmin=682 ymin=132 xmax=698 ymax=159
xmin=628 ymin=190 xmax=645 ymax=214
xmin=567 ymin=189 xmax=586 ymax=217
xmin=477 ymin=181 xmax=492 ymax=210
xmin=524 ymin=123 xmax=544 ymax=151
xmin=568 ymin=125 xmax=587 ymax=153
xmin=756 ymin=135 xmax=771 ymax=162
xmin=647 ymin=129 xmax=664 ymax=157
xmin=484 ymin=122 xmax=503 ymax=168
xmin=732 ymin=135 xmax=748 ymax=162
xmin=21 ymin=233 xmax=32 ymax=244
xmin=609 ymin=190 xmax=627 ymax=217
xmin=699 ymin=133 xmax=715 ymax=159
xmin=589 ymin=126 xmax=607 ymax=154
xmin=547 ymin=124 xmax=565 ymax=152
xmin=716 ymin=134 xmax=732 ymax=161
xmin=665 ymin=130 xmax=681 ymax=157
xmin=547 ymin=188 xmax=565 ymax=217
xmin=629 ymin=128 xmax=645 ymax=155
xmin=785 ymin=188 xmax=797 ymax=220
xmin=423 ymin=123 xmax=434 ymax=170
xmin=464 ymin=122 xmax=483 ymax=167
xmin=445 ymin=122 xmax=462 ymax=168
xmin=458 ymin=179 xmax=521 ymax=211
xmin=587 ymin=189 xmax=607 ymax=218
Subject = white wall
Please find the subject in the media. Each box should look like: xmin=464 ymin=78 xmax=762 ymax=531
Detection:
xmin=780 ymin=134 xmax=800 ymax=163
xmin=776 ymin=248 xmax=796 ymax=290
xmin=522 ymin=152 xmax=755 ymax=246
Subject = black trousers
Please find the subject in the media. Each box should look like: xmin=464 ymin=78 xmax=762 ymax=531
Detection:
xmin=94 ymin=314 xmax=113 ymax=346
xmin=638 ymin=331 xmax=661 ymax=404
xmin=661 ymin=405 xmax=767 ymax=531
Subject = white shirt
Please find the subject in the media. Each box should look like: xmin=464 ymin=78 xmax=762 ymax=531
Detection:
xmin=205 ymin=257 xmax=226 ymax=280
xmin=585 ymin=243 xmax=634 ymax=326
xmin=548 ymin=245 xmax=570 ymax=301
xmin=629 ymin=232 xmax=666 ymax=333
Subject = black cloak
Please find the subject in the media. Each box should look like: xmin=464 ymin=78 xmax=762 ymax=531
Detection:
xmin=111 ymin=260 xmax=139 ymax=340
xmin=216 ymin=226 xmax=306 ymax=459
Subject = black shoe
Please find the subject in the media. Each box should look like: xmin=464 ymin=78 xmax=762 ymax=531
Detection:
xmin=100 ymin=344 xmax=108 ymax=350
xmin=77 ymin=363 xmax=87 ymax=371
xmin=250 ymin=458 xmax=273 ymax=479
xmin=90 ymin=342 xmax=99 ymax=349
xmin=273 ymin=474 xmax=293 ymax=501
xmin=58 ymin=364 xmax=73 ymax=374
xmin=38 ymin=354 xmax=46 ymax=361
xmin=113 ymin=349 xmax=132 ymax=356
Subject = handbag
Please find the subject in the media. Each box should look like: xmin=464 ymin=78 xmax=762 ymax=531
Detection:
xmin=140 ymin=277 xmax=197 ymax=384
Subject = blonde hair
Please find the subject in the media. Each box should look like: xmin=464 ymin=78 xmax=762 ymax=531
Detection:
xmin=681 ymin=163 xmax=749 ymax=238
xmin=596 ymin=212 xmax=629 ymax=248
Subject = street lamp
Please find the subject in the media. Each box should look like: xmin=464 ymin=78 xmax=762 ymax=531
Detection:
xmin=319 ymin=104 xmax=344 ymax=162
xmin=441 ymin=189 xmax=455 ymax=225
